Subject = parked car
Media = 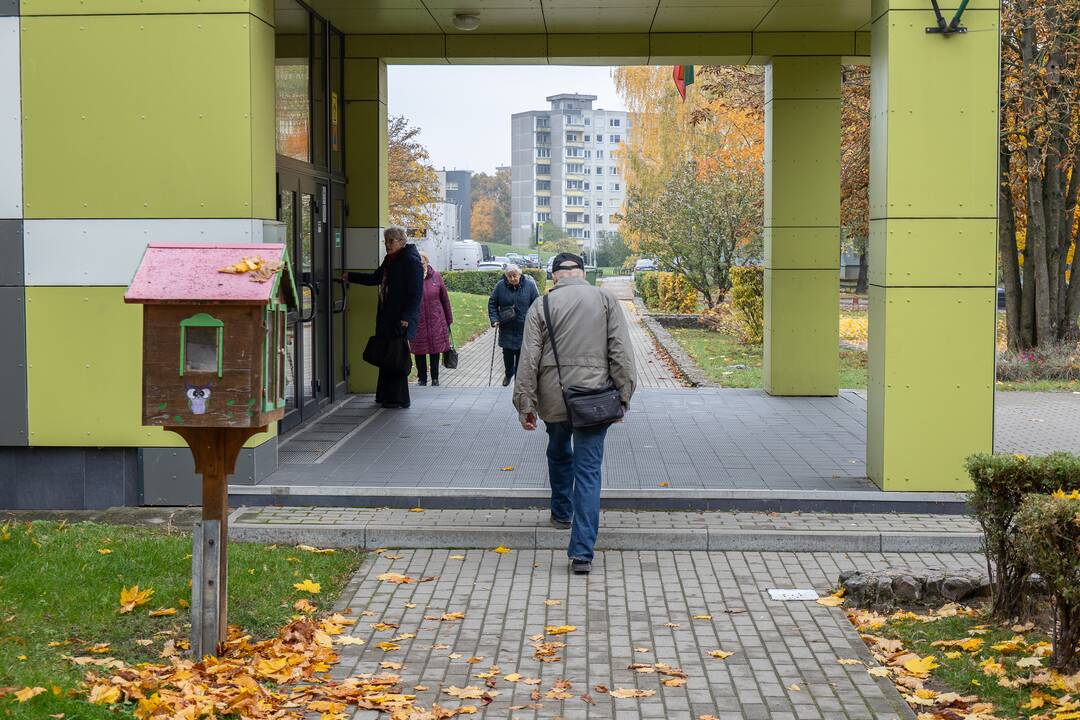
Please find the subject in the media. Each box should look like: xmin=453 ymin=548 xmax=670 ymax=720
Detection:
xmin=634 ymin=258 xmax=658 ymax=273
xmin=506 ymin=252 xmax=527 ymax=267
xmin=493 ymin=256 xmax=510 ymax=268
xmin=526 ymin=254 xmax=541 ymax=269
xmin=477 ymin=261 xmax=505 ymax=271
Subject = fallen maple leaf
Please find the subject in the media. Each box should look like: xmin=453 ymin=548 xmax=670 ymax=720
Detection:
xmin=593 ymin=684 xmax=609 ymax=694
xmin=1016 ymin=656 xmax=1042 ymax=669
xmin=868 ymin=667 xmax=891 ymax=677
xmin=902 ymin=655 xmax=939 ymax=676
xmin=97 ymin=548 xmax=112 ymax=555
xmin=582 ymin=692 xmax=597 ymax=704
xmin=816 ymin=595 xmax=845 ymax=607
xmin=544 ymin=599 xmax=561 ymax=606
xmin=709 ymin=650 xmax=734 ymax=660
xmin=545 ymin=625 xmax=577 ymax=635
xmin=492 ymin=546 xmax=512 ymax=554
xmin=119 ymin=585 xmax=154 ymax=614
xmin=375 ymin=641 xmax=400 ymax=651
xmin=610 ymin=688 xmax=656 ymax=699
xmin=14 ymin=687 xmax=45 ymax=703
xmin=294 ymin=599 xmax=318 ymax=613
xmin=293 ymin=579 xmax=321 ymax=594
xmin=378 ymin=573 xmax=416 ymax=584
xmin=499 ymin=467 xmax=514 ymax=471
xmin=663 ymin=677 xmax=688 ymax=687
xmin=334 ymin=636 xmax=365 ymax=646
xmin=691 ymin=614 xmax=713 ymax=620
xmin=88 ymin=685 xmax=121 ymax=705
xmin=297 ymin=544 xmax=335 ymax=554
xmin=837 ymin=658 xmax=863 ymax=665
xmin=443 ymin=686 xmax=489 ymax=699
xmin=449 ymin=554 xmax=465 ymax=560
xmin=409 ymin=507 xmax=425 ymax=513
xmin=148 ymin=607 xmax=176 ymax=617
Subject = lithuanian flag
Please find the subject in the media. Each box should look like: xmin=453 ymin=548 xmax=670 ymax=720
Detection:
xmin=672 ymin=64 xmax=694 ymax=101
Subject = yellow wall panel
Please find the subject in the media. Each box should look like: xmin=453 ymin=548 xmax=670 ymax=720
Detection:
xmin=21 ymin=0 xmax=274 ymax=26
xmin=21 ymin=15 xmax=262 ymax=219
xmin=250 ymin=19 xmax=276 ymax=220
xmin=26 ymin=287 xmax=274 ymax=448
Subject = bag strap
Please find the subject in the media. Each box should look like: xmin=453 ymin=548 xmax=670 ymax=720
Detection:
xmin=542 ymin=293 xmax=566 ymax=392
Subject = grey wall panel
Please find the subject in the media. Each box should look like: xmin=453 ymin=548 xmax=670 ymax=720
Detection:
xmin=84 ymin=448 xmax=139 ymax=509
xmin=141 ymin=445 xmax=272 ymax=504
xmin=0 ymin=287 xmax=26 ymax=445
xmin=14 ymin=449 xmax=85 ymax=509
xmin=0 ymin=220 xmax=22 ymax=285
xmin=0 ymin=1 xmax=16 ymax=17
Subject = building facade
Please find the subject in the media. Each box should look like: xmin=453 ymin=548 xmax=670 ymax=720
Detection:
xmin=442 ymin=170 xmax=471 ymax=241
xmin=510 ymin=94 xmax=628 ymax=254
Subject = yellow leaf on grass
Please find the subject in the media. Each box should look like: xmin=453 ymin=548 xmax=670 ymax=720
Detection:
xmin=1016 ymin=656 xmax=1042 ymax=669
xmin=945 ymin=651 xmax=962 ymax=660
xmin=297 ymin=544 xmax=335 ymax=554
xmin=980 ymin=658 xmax=1005 ymax=677
xmin=493 ymin=546 xmax=512 ymax=554
xmin=1022 ymin=693 xmax=1047 ymax=710
xmin=119 ymin=585 xmax=154 ymax=614
xmin=294 ymin=579 xmax=321 ymax=594
xmin=14 ymin=687 xmax=45 ymax=703
xmin=709 ymin=650 xmax=734 ymax=660
xmin=902 ymin=655 xmax=939 ymax=676
xmin=545 ymin=625 xmax=577 ymax=635
xmin=294 ymin=599 xmax=318 ymax=613
xmin=88 ymin=685 xmax=121 ymax=705
xmin=148 ymin=607 xmax=176 ymax=617
xmin=97 ymin=548 xmax=112 ymax=555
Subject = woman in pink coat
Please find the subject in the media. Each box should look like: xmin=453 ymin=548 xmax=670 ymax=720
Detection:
xmin=411 ymin=252 xmax=454 ymax=386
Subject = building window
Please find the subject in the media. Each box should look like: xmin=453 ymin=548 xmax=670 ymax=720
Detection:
xmin=596 ymin=134 xmax=604 ymax=142
xmin=611 ymin=134 xmax=621 ymax=143
xmin=584 ymin=182 xmax=590 ymax=190
xmin=447 ymin=181 xmax=459 ymax=191
xmin=598 ymin=215 xmax=605 ymax=224
xmin=567 ymin=196 xmax=583 ymax=206
xmin=536 ymin=180 xmax=550 ymax=191
xmin=597 ymin=200 xmax=603 ymax=207
xmin=537 ymin=212 xmax=550 ymax=223
xmin=565 ymin=147 xmax=583 ymax=157
xmin=537 ymin=195 xmax=550 ymax=206
xmin=536 ymin=117 xmax=549 ymax=129
xmin=596 ymin=166 xmax=603 ymax=175
xmin=537 ymin=163 xmax=551 ymax=175
xmin=610 ymin=118 xmax=621 ymax=127
xmin=536 ymin=132 xmax=550 ymax=145
xmin=537 ymin=148 xmax=550 ymax=158
xmin=566 ymin=180 xmax=584 ymax=190
xmin=596 ymin=150 xmax=604 ymax=159
xmin=585 ymin=118 xmax=591 ymax=125
xmin=610 ymin=166 xmax=619 ymax=175
xmin=614 ymin=183 xmax=621 ymax=191
xmin=567 ymin=163 xmax=584 ymax=174
xmin=584 ymin=134 xmax=591 ymax=142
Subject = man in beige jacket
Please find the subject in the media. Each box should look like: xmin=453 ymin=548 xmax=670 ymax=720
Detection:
xmin=513 ymin=253 xmax=636 ymax=574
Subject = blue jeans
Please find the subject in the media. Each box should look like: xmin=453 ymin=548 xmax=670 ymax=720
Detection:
xmin=545 ymin=421 xmax=609 ymax=562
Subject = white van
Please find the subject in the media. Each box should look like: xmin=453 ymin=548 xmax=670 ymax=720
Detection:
xmin=450 ymin=240 xmax=483 ymax=270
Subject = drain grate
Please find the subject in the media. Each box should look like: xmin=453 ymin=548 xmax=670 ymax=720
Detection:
xmin=278 ymin=398 xmax=383 ymax=465
xmin=279 ymin=449 xmax=321 ymax=465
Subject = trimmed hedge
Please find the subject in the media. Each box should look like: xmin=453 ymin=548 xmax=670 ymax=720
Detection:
xmin=634 ymin=270 xmax=695 ymax=313
xmin=729 ymin=266 xmax=764 ymax=345
xmin=965 ymin=452 xmax=1080 ymax=619
xmin=442 ymin=269 xmax=546 ymax=296
xmin=1016 ymin=492 xmax=1080 ymax=669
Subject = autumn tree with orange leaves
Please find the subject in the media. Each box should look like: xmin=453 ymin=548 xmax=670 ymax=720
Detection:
xmin=1000 ymin=0 xmax=1080 ymax=349
xmin=614 ymin=66 xmax=764 ymax=306
xmin=387 ymin=115 xmax=441 ymax=231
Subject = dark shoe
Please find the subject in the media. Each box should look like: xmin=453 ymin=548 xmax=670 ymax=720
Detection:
xmin=502 ymin=375 xmax=511 ymax=387
xmin=432 ymin=378 xmax=439 ymax=387
xmin=381 ymin=402 xmax=411 ymax=409
xmin=418 ymin=379 xmax=427 ymax=386
xmin=549 ymin=516 xmax=571 ymax=530
xmin=571 ymin=559 xmax=592 ymax=574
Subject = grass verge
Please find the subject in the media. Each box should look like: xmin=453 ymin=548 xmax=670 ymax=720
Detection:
xmin=0 ymin=520 xmax=362 ymax=719
xmin=668 ymin=327 xmax=868 ymax=389
xmin=448 ymin=291 xmax=491 ymax=347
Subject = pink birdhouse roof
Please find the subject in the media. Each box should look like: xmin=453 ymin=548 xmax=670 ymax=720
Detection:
xmin=124 ymin=243 xmax=297 ymax=307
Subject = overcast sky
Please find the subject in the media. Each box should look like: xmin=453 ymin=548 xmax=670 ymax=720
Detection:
xmin=388 ymin=65 xmax=626 ymax=175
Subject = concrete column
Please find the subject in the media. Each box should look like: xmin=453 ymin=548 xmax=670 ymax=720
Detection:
xmin=342 ymin=54 xmax=388 ymax=393
xmin=867 ymin=0 xmax=999 ymax=490
xmin=763 ymin=56 xmax=841 ymax=397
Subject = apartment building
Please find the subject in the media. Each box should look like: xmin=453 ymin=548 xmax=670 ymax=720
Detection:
xmin=510 ymin=94 xmax=629 ymax=253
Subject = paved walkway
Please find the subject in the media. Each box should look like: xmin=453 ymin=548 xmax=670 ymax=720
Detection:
xmin=231 ymin=507 xmax=982 ymax=553
xmin=327 ymin=548 xmax=982 ymax=719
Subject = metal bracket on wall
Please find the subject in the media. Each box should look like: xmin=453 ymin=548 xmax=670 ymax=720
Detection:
xmin=926 ymin=0 xmax=969 ymax=35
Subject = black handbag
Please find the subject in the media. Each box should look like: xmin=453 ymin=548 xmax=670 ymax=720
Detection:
xmin=362 ymin=335 xmax=388 ymax=367
xmin=497 ymin=305 xmax=517 ymax=325
xmin=382 ymin=336 xmax=413 ymax=375
xmin=443 ymin=337 xmax=459 ymax=370
xmin=542 ymin=293 xmax=625 ymax=429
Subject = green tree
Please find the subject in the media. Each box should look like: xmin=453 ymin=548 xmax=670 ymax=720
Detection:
xmin=596 ymin=232 xmax=632 ymax=268
xmin=541 ymin=221 xmax=565 ymax=245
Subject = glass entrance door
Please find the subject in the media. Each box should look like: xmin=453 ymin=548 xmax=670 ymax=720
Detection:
xmin=279 ymin=170 xmax=334 ymax=432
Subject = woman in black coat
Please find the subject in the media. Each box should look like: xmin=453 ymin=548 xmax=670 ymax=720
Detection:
xmin=347 ymin=228 xmax=424 ymax=409
xmin=487 ymin=264 xmax=540 ymax=387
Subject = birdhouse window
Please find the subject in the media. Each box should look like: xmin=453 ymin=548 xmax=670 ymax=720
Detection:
xmin=276 ymin=308 xmax=287 ymax=407
xmin=180 ymin=313 xmax=224 ymax=377
xmin=262 ymin=304 xmax=289 ymax=411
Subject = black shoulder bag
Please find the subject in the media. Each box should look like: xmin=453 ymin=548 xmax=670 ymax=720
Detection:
xmin=542 ymin=293 xmax=625 ymax=429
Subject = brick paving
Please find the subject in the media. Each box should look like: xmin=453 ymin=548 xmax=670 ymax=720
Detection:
xmin=330 ymin=549 xmax=981 ymax=719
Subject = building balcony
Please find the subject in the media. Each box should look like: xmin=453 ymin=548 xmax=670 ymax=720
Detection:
xmin=564 ymin=189 xmax=584 ymax=196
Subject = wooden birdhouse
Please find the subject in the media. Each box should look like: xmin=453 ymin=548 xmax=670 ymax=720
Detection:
xmin=124 ymin=243 xmax=297 ymax=429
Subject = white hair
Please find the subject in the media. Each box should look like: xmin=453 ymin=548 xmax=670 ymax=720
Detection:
xmin=384 ymin=226 xmax=407 ymax=244
xmin=504 ymin=264 xmax=522 ymax=277
xmin=553 ymin=268 xmax=585 ymax=282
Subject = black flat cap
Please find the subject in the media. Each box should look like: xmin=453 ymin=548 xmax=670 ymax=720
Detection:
xmin=552 ymin=252 xmax=584 ymax=271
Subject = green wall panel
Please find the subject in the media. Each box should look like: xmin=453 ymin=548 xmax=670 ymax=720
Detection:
xmin=763 ymin=269 xmax=839 ymax=396
xmin=648 ymin=33 xmax=751 ymax=64
xmin=766 ymin=55 xmax=841 ymax=100
xmin=250 ymin=19 xmax=276 ymax=221
xmin=344 ymin=58 xmax=387 ymax=102
xmin=346 ymin=284 xmax=379 ymax=393
xmin=21 ymin=14 xmax=265 ymax=219
xmin=866 ymin=286 xmax=994 ymax=491
xmin=764 ymin=101 xmax=841 ymax=227
xmin=753 ymin=32 xmax=855 ymax=57
xmin=869 ymin=8 xmax=999 ymax=220
xmin=20 ymin=0 xmax=275 ymax=25
xmin=446 ymin=34 xmax=548 ymax=64
xmin=547 ymin=34 xmax=649 ymax=64
xmin=765 ymin=227 xmax=839 ymax=270
xmin=25 ymin=287 xmax=275 ymax=447
xmin=869 ymin=218 xmax=996 ymax=287
xmin=345 ymin=34 xmax=447 ymax=63
xmin=344 ymin=101 xmax=389 ymax=229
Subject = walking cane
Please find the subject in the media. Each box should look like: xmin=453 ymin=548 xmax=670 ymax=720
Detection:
xmin=488 ymin=326 xmax=499 ymax=387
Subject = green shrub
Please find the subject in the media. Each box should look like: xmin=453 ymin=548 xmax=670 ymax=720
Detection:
xmin=1015 ymin=492 xmax=1080 ymax=669
xmin=635 ymin=271 xmax=660 ymax=309
xmin=657 ymin=272 xmax=697 ymax=313
xmin=965 ymin=452 xmax=1080 ymax=619
xmin=729 ymin=266 xmax=764 ymax=345
xmin=442 ymin=269 xmax=546 ymax=296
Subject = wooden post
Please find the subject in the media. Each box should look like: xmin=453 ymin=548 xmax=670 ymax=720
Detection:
xmin=169 ymin=425 xmax=264 ymax=658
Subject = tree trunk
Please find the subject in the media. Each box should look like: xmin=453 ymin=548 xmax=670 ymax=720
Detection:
xmin=1000 ymin=146 xmax=1023 ymax=351
xmin=855 ymin=251 xmax=868 ymax=294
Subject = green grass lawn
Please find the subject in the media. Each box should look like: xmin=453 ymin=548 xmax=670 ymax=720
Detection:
xmin=448 ymin=291 xmax=491 ymax=347
xmin=668 ymin=327 xmax=868 ymax=389
xmin=996 ymin=379 xmax=1080 ymax=392
xmin=0 ymin=521 xmax=362 ymax=719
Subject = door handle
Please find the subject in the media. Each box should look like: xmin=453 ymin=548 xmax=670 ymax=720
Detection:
xmin=332 ymin=277 xmax=349 ymax=314
xmin=299 ymin=280 xmax=317 ymax=323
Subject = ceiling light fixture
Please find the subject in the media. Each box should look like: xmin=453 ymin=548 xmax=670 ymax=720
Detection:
xmin=452 ymin=12 xmax=480 ymax=31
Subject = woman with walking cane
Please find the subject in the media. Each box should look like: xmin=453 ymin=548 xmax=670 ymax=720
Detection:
xmin=488 ymin=264 xmax=539 ymax=387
